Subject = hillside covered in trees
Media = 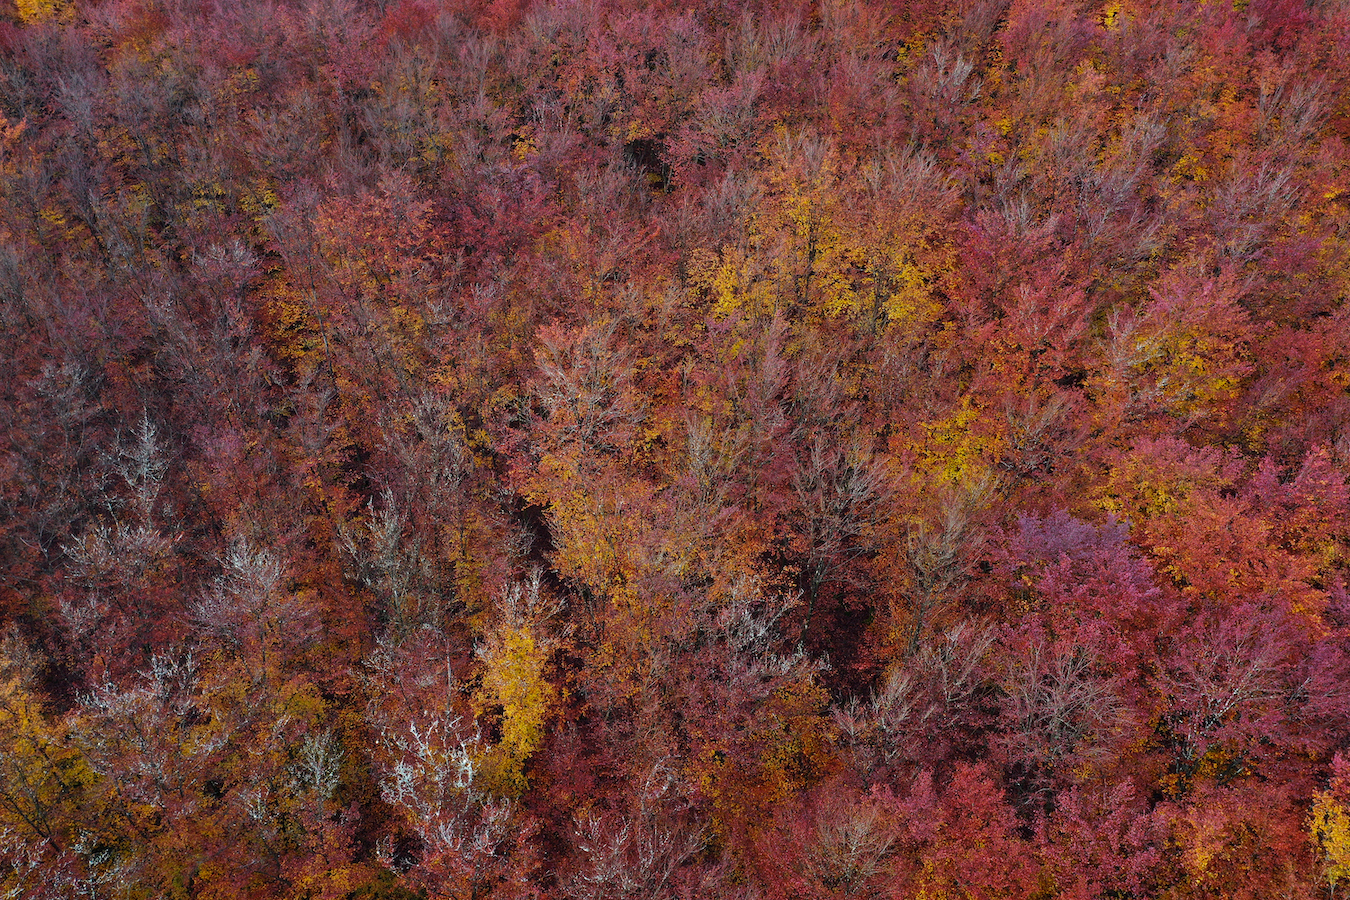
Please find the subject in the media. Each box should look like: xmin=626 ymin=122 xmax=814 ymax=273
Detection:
xmin=3 ymin=0 xmax=1350 ymax=896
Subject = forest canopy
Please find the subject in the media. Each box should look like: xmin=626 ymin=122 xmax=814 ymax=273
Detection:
xmin=2 ymin=0 xmax=1350 ymax=896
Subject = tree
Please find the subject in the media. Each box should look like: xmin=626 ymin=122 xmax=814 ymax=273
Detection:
xmin=0 ymin=629 xmax=97 ymax=897
xmin=882 ymin=763 xmax=1038 ymax=898
xmin=1313 ymin=753 xmax=1350 ymax=899
xmin=892 ymin=474 xmax=996 ymax=658
xmin=837 ymin=620 xmax=995 ymax=772
xmin=564 ymin=762 xmax=714 ymax=900
xmin=366 ymin=623 xmax=534 ymax=900
xmin=473 ymin=572 xmax=563 ymax=797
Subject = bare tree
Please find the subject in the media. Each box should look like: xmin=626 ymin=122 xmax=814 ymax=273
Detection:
xmin=799 ymin=793 xmax=897 ymax=900
xmin=901 ymin=474 xmax=995 ymax=657
xmin=534 ymin=318 xmax=646 ymax=454
xmin=995 ymin=638 xmax=1131 ymax=795
xmin=565 ymin=762 xmax=711 ymax=900
xmin=790 ymin=433 xmax=892 ymax=635
xmin=837 ymin=620 xmax=996 ymax=767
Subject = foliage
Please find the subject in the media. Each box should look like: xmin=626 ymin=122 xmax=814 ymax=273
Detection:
xmin=1 ymin=0 xmax=1348 ymax=896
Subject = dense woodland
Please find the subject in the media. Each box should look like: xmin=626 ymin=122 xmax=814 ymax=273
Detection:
xmin=2 ymin=0 xmax=1350 ymax=896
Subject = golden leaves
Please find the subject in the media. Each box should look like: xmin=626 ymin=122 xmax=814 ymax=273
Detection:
xmin=473 ymin=575 xmax=562 ymax=796
xmin=15 ymin=0 xmax=70 ymax=26
xmin=686 ymin=245 xmax=776 ymax=319
xmin=476 ymin=625 xmax=552 ymax=794
xmin=1312 ymin=756 xmax=1350 ymax=894
xmin=1313 ymin=790 xmax=1350 ymax=893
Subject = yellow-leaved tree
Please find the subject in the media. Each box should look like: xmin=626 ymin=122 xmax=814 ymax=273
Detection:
xmin=1313 ymin=753 xmax=1350 ymax=898
xmin=0 ymin=629 xmax=100 ymax=897
xmin=474 ymin=571 xmax=563 ymax=796
xmin=14 ymin=0 xmax=70 ymax=25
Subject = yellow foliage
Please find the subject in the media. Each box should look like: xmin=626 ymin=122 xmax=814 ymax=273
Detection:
xmin=512 ymin=130 xmax=537 ymax=160
xmin=693 ymin=134 xmax=952 ymax=336
xmin=475 ymin=624 xmax=553 ymax=795
xmin=912 ymin=861 xmax=954 ymax=900
xmin=0 ymin=656 xmax=95 ymax=849
xmin=191 ymin=181 xmax=230 ymax=213
xmin=537 ymin=479 xmax=639 ymax=592
xmin=1148 ymin=324 xmax=1244 ymax=418
xmin=37 ymin=204 xmax=82 ymax=246
xmin=15 ymin=0 xmax=69 ymax=25
xmin=880 ymin=257 xmax=943 ymax=332
xmin=1097 ymin=467 xmax=1184 ymax=520
xmin=916 ymin=396 xmax=999 ymax=486
xmin=0 ymin=116 xmax=24 ymax=152
xmin=1180 ymin=804 xmax=1227 ymax=883
xmin=687 ymin=245 xmax=777 ymax=319
xmin=1095 ymin=443 xmax=1230 ymax=523
xmin=691 ymin=677 xmax=836 ymax=847
xmin=1313 ymin=790 xmax=1350 ymax=891
xmin=240 ymin=179 xmax=281 ymax=222
xmin=292 ymin=864 xmax=361 ymax=900
xmin=754 ymin=682 xmax=836 ymax=804
xmin=1171 ymin=150 xmax=1209 ymax=184
xmin=775 ymin=183 xmax=861 ymax=317
xmin=260 ymin=277 xmax=324 ymax=371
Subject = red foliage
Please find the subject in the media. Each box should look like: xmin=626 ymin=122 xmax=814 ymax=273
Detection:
xmin=1 ymin=0 xmax=1348 ymax=896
